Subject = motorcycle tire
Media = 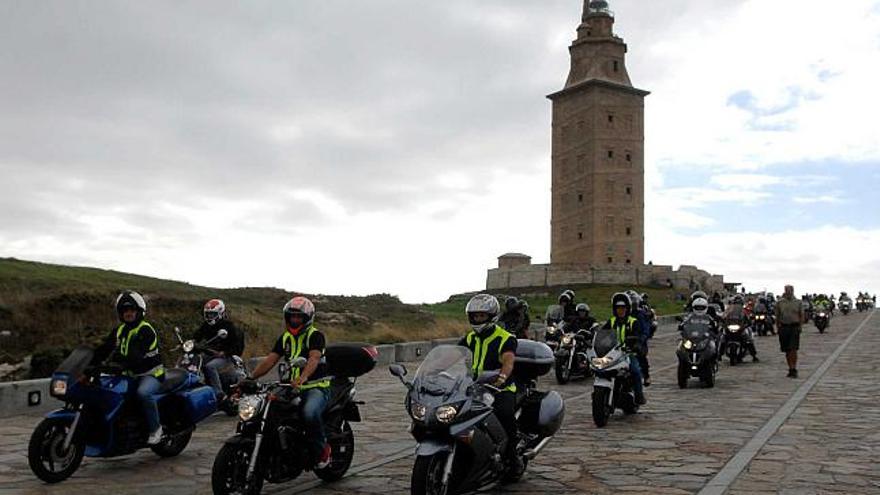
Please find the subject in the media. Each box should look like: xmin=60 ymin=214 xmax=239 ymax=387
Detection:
xmin=150 ymin=427 xmax=193 ymax=458
xmin=554 ymin=360 xmax=570 ymax=385
xmin=315 ymin=421 xmax=355 ymax=482
xmin=620 ymin=393 xmax=638 ymax=415
xmin=591 ymin=388 xmax=611 ymax=428
xmin=28 ymin=417 xmax=85 ymax=484
xmin=677 ymin=363 xmax=688 ymax=389
xmin=728 ymin=348 xmax=738 ymax=367
xmin=212 ymin=441 xmax=264 ymax=495
xmin=702 ymin=366 xmax=715 ymax=388
xmin=411 ymin=452 xmax=451 ymax=495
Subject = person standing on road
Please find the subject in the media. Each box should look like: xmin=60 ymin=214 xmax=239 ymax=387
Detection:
xmin=775 ymin=285 xmax=805 ymax=378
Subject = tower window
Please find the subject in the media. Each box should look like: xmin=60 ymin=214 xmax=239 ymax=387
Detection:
xmin=626 ymin=153 xmax=632 ymax=162
xmin=607 ymin=257 xmax=613 ymax=264
xmin=613 ymin=60 xmax=619 ymax=72
xmin=626 ymin=259 xmax=632 ymax=264
xmin=626 ymin=227 xmax=632 ymax=236
xmin=578 ymin=193 xmax=583 ymax=202
xmin=625 ymin=186 xmax=632 ymax=195
xmin=578 ymin=232 xmax=583 ymax=240
xmin=607 ymin=150 xmax=614 ymax=159
xmin=607 ymin=114 xmax=614 ymax=123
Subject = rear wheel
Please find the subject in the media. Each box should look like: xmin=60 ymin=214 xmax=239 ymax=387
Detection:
xmin=28 ymin=417 xmax=85 ymax=484
xmin=411 ymin=452 xmax=450 ymax=495
xmin=728 ymin=347 xmax=738 ymax=366
xmin=212 ymin=441 xmax=263 ymax=495
xmin=314 ymin=421 xmax=355 ymax=482
xmin=150 ymin=427 xmax=192 ymax=458
xmin=591 ymin=387 xmax=611 ymax=428
xmin=702 ymin=366 xmax=716 ymax=388
xmin=677 ymin=363 xmax=688 ymax=389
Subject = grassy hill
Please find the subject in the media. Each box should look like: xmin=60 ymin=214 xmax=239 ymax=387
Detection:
xmin=0 ymin=257 xmax=682 ymax=380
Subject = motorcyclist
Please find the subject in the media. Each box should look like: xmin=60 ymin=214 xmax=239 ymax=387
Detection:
xmin=753 ymin=296 xmax=775 ymax=331
xmin=457 ymin=294 xmax=521 ymax=472
xmin=92 ymin=291 xmax=166 ymax=445
xmin=601 ymin=293 xmax=646 ymax=405
xmin=557 ymin=289 xmax=577 ymax=324
xmin=681 ymin=297 xmax=721 ymax=361
xmin=710 ymin=292 xmax=726 ymax=313
xmin=723 ymin=295 xmax=759 ymax=362
xmin=249 ymin=297 xmax=332 ymax=469
xmin=500 ymin=296 xmax=531 ymax=339
xmin=564 ymin=303 xmax=597 ymax=333
xmin=685 ymin=290 xmax=709 ymax=313
xmin=627 ymin=290 xmax=653 ymax=387
xmin=193 ymin=299 xmax=245 ymax=401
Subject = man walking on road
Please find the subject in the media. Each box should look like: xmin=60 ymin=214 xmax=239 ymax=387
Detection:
xmin=775 ymin=285 xmax=805 ymax=378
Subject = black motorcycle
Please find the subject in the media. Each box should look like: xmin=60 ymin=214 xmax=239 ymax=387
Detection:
xmin=814 ymin=309 xmax=830 ymax=333
xmin=676 ymin=321 xmax=718 ymax=388
xmin=722 ymin=320 xmax=749 ymax=366
xmin=752 ymin=313 xmax=774 ymax=336
xmin=543 ymin=305 xmax=564 ymax=351
xmin=390 ymin=342 xmax=562 ymax=495
xmin=586 ymin=326 xmax=640 ymax=428
xmin=840 ymin=300 xmax=851 ymax=315
xmin=554 ymin=323 xmax=596 ymax=384
xmin=211 ymin=344 xmax=377 ymax=495
xmin=174 ymin=328 xmax=247 ymax=416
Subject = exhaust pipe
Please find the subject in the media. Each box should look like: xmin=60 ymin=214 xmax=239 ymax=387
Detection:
xmin=522 ymin=437 xmax=552 ymax=459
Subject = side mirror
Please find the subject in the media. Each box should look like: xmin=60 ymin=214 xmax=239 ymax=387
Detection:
xmin=675 ymin=315 xmax=684 ymax=322
xmin=389 ymin=364 xmax=408 ymax=378
xmin=290 ymin=356 xmax=308 ymax=369
xmin=217 ymin=329 xmax=228 ymax=339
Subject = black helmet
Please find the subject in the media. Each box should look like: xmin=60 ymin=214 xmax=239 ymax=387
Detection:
xmin=558 ymin=291 xmax=573 ymax=305
xmin=505 ymin=296 xmax=520 ymax=311
xmin=611 ymin=292 xmax=631 ymax=316
xmin=116 ymin=290 xmax=146 ymax=321
xmin=576 ymin=303 xmax=590 ymax=315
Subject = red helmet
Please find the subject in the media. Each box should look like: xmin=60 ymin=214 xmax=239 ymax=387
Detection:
xmin=203 ymin=299 xmax=226 ymax=325
xmin=283 ymin=296 xmax=315 ymax=331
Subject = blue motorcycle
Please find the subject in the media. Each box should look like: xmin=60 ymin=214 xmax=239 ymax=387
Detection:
xmin=28 ymin=346 xmax=218 ymax=483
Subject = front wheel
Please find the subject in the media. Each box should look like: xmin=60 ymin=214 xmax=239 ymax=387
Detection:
xmin=677 ymin=363 xmax=688 ymax=389
xmin=702 ymin=366 xmax=716 ymax=388
xmin=314 ymin=421 xmax=355 ymax=482
xmin=150 ymin=427 xmax=193 ymax=458
xmin=728 ymin=347 xmax=738 ymax=366
xmin=592 ymin=387 xmax=611 ymax=428
xmin=28 ymin=417 xmax=85 ymax=484
xmin=554 ymin=359 xmax=570 ymax=385
xmin=212 ymin=441 xmax=264 ymax=495
xmin=411 ymin=452 xmax=451 ymax=495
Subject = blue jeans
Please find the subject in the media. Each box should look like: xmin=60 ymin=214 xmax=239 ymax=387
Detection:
xmin=136 ymin=375 xmax=163 ymax=433
xmin=629 ymin=358 xmax=644 ymax=398
xmin=301 ymin=387 xmax=330 ymax=457
xmin=203 ymin=356 xmax=229 ymax=397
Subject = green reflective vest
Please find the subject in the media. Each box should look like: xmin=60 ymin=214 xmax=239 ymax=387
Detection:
xmin=115 ymin=320 xmax=164 ymax=378
xmin=609 ymin=316 xmax=638 ymax=348
xmin=281 ymin=326 xmax=330 ymax=389
xmin=464 ymin=325 xmax=517 ymax=393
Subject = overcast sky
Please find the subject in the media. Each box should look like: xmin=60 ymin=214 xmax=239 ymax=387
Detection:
xmin=1 ymin=0 xmax=879 ymax=303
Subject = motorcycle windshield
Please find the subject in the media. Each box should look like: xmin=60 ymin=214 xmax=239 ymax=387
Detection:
xmin=592 ymin=327 xmax=618 ymax=357
xmin=545 ymin=305 xmax=563 ymax=323
xmin=412 ymin=345 xmax=472 ymax=401
xmin=681 ymin=322 xmax=711 ymax=341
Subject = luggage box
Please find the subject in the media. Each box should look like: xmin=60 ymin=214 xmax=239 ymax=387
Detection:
xmin=513 ymin=339 xmax=554 ymax=381
xmin=180 ymin=385 xmax=217 ymax=424
xmin=325 ymin=343 xmax=378 ymax=378
xmin=517 ymin=390 xmax=565 ymax=436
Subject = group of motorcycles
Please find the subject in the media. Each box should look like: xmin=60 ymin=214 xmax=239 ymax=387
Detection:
xmin=29 ymin=328 xmax=378 ymax=495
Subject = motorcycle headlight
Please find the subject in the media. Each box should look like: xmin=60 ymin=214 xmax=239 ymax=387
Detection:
xmin=238 ymin=395 xmax=263 ymax=422
xmin=410 ymin=402 xmax=427 ymax=421
xmin=51 ymin=379 xmax=67 ymax=398
xmin=682 ymin=340 xmax=694 ymax=350
xmin=183 ymin=340 xmax=195 ymax=353
xmin=728 ymin=325 xmax=741 ymax=332
xmin=562 ymin=335 xmax=574 ymax=346
xmin=818 ymin=313 xmax=826 ymax=317
xmin=591 ymin=356 xmax=612 ymax=369
xmin=756 ymin=315 xmax=765 ymax=320
xmin=547 ymin=327 xmax=558 ymax=335
xmin=435 ymin=405 xmax=458 ymax=423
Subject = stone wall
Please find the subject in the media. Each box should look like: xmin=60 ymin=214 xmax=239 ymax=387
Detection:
xmin=487 ymin=262 xmax=725 ymax=294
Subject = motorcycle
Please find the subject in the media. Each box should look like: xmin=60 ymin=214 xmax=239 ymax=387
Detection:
xmin=857 ymin=298 xmax=867 ymax=312
xmin=676 ymin=321 xmax=718 ymax=389
xmin=390 ymin=341 xmax=562 ymax=495
xmin=723 ymin=320 xmax=749 ymax=366
xmin=29 ymin=346 xmax=217 ymax=483
xmin=174 ymin=327 xmax=247 ymax=416
xmin=752 ymin=313 xmax=774 ymax=336
xmin=814 ymin=310 xmax=830 ymax=333
xmin=839 ymin=300 xmax=851 ymax=315
xmin=543 ymin=305 xmax=564 ymax=351
xmin=554 ymin=323 xmax=596 ymax=384
xmin=211 ymin=343 xmax=376 ymax=495
xmin=587 ymin=326 xmax=640 ymax=428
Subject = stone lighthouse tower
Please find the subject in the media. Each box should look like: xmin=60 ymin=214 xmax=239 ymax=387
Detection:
xmin=548 ymin=0 xmax=649 ymax=266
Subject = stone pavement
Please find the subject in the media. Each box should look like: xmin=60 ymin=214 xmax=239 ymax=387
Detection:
xmin=0 ymin=313 xmax=877 ymax=494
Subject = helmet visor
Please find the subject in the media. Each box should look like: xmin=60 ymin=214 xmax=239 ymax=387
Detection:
xmin=204 ymin=310 xmax=221 ymax=321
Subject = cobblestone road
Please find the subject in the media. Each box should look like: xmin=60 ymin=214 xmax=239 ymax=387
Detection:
xmin=0 ymin=311 xmax=877 ymax=494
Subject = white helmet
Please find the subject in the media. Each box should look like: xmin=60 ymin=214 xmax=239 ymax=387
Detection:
xmin=692 ymin=297 xmax=709 ymax=316
xmin=115 ymin=291 xmax=147 ymax=320
xmin=465 ymin=294 xmax=500 ymax=334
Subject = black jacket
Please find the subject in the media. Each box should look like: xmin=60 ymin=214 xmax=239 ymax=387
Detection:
xmin=194 ymin=319 xmax=245 ymax=357
xmin=93 ymin=319 xmax=162 ymax=375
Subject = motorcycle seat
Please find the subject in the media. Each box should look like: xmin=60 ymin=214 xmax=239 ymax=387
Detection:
xmin=324 ymin=379 xmax=354 ymax=415
xmin=158 ymin=368 xmax=190 ymax=393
